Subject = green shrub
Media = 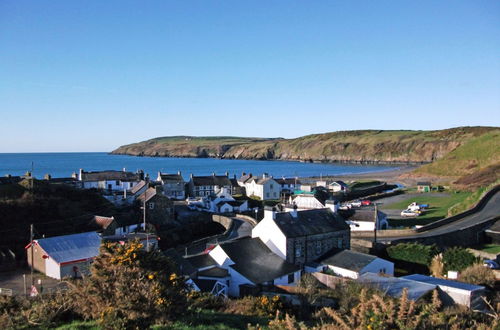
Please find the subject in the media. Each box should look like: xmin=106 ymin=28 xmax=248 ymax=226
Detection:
xmin=442 ymin=247 xmax=478 ymax=272
xmin=387 ymin=243 xmax=439 ymax=266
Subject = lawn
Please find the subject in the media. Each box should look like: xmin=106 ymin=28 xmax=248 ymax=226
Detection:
xmin=384 ymin=191 xmax=472 ymax=226
xmin=475 ymin=244 xmax=500 ymax=254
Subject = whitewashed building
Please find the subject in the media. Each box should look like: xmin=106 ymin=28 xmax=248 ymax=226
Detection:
xmin=318 ymin=249 xmax=394 ymax=279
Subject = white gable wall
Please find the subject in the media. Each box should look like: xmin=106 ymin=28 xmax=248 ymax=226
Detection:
xmin=251 ymin=218 xmax=287 ymax=259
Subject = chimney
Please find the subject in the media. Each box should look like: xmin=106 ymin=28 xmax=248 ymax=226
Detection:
xmin=291 ymin=204 xmax=298 ymax=218
xmin=326 ymin=200 xmax=339 ymax=213
xmin=264 ymin=206 xmax=277 ymax=220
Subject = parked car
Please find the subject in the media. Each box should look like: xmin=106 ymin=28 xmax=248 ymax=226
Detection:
xmin=361 ymin=200 xmax=371 ymax=206
xmin=350 ymin=201 xmax=362 ymax=208
xmin=401 ymin=209 xmax=420 ymax=217
xmin=483 ymin=260 xmax=500 ymax=269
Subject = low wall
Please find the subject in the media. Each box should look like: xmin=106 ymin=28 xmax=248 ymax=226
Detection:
xmin=351 ymin=229 xmax=416 ymax=238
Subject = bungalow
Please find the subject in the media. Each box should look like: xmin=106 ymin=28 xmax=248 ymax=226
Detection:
xmin=243 ymin=174 xmax=281 ymax=200
xmin=401 ymin=274 xmax=486 ymax=309
xmin=26 ymin=232 xmax=101 ymax=279
xmin=341 ymin=207 xmax=389 ymax=231
xmin=188 ymin=173 xmax=233 ymax=197
xmin=157 ymin=171 xmax=185 ymax=200
xmin=252 ymin=208 xmax=350 ymax=266
xmin=417 ymin=182 xmax=432 ymax=193
xmin=318 ymin=249 xmax=394 ymax=279
xmin=78 ymin=168 xmax=144 ymax=192
xmin=208 ymin=237 xmax=301 ymax=297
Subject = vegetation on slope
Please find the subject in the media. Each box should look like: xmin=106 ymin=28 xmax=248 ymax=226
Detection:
xmin=112 ymin=127 xmax=499 ymax=165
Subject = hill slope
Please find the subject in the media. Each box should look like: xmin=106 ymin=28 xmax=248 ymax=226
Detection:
xmin=111 ymin=127 xmax=499 ymax=165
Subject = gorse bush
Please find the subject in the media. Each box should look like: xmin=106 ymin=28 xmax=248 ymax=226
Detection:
xmin=442 ymin=247 xmax=478 ymax=272
xmin=387 ymin=243 xmax=439 ymax=266
xmin=72 ymin=241 xmax=188 ymax=329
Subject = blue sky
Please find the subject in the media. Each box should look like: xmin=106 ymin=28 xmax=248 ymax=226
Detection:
xmin=0 ymin=1 xmax=499 ymax=152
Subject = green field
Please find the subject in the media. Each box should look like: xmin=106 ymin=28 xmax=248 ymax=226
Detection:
xmin=384 ymin=192 xmax=472 ymax=226
xmin=475 ymin=244 xmax=500 ymax=254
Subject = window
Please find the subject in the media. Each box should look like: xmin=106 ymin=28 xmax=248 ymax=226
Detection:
xmin=149 ymin=203 xmax=155 ymax=209
xmin=288 ymin=273 xmax=295 ymax=284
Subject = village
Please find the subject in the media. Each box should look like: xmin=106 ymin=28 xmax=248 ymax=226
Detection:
xmin=1 ymin=167 xmax=498 ymax=315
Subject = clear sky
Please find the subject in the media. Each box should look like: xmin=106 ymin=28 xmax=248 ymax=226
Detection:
xmin=0 ymin=1 xmax=499 ymax=152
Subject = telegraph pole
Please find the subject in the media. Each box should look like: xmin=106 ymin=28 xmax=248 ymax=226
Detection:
xmin=30 ymin=224 xmax=34 ymax=287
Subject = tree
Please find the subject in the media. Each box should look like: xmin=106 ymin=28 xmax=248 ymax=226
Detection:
xmin=73 ymin=240 xmax=187 ymax=329
xmin=442 ymin=247 xmax=478 ymax=272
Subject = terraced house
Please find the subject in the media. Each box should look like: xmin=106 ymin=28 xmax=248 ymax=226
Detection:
xmin=188 ymin=173 xmax=233 ymax=197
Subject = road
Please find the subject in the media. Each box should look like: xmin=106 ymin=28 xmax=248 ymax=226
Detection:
xmin=379 ymin=190 xmax=500 ymax=242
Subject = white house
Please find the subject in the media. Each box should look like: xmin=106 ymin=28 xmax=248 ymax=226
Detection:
xmin=78 ymin=168 xmax=144 ymax=192
xmin=157 ymin=171 xmax=185 ymax=200
xmin=185 ymin=237 xmax=301 ymax=297
xmin=243 ymin=174 xmax=281 ymax=200
xmin=26 ymin=232 xmax=101 ymax=280
xmin=342 ymin=208 xmax=389 ymax=231
xmin=318 ymin=249 xmax=394 ymax=279
xmin=252 ymin=208 xmax=350 ymax=265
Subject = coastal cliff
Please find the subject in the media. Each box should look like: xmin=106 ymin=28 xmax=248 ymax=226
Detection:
xmin=111 ymin=127 xmax=499 ymax=165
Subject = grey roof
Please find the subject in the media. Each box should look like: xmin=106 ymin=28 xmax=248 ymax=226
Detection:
xmin=81 ymin=170 xmax=142 ymax=182
xmin=185 ymin=253 xmax=218 ymax=270
xmin=191 ymin=175 xmax=232 ymax=187
xmin=320 ymin=249 xmax=378 ymax=272
xmin=275 ymin=178 xmax=301 ymax=185
xmin=401 ymin=274 xmax=485 ymax=292
xmin=341 ymin=208 xmax=386 ymax=223
xmin=219 ymin=237 xmax=300 ymax=284
xmin=198 ymin=266 xmax=229 ymax=278
xmin=158 ymin=173 xmax=184 ymax=183
xmin=273 ymin=209 xmax=349 ymax=238
xmin=358 ymin=273 xmax=436 ymax=301
xmin=36 ymin=232 xmax=101 ymax=264
xmin=130 ymin=180 xmax=148 ymax=194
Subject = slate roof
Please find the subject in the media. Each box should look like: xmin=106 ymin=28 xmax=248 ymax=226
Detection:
xmin=341 ymin=208 xmax=386 ymax=223
xmin=401 ymin=274 xmax=485 ymax=292
xmin=35 ymin=232 xmax=101 ymax=264
xmin=198 ymin=266 xmax=229 ymax=278
xmin=275 ymin=178 xmax=301 ymax=185
xmin=320 ymin=249 xmax=377 ymax=272
xmin=130 ymin=180 xmax=148 ymax=194
xmin=191 ymin=175 xmax=232 ymax=187
xmin=273 ymin=208 xmax=349 ymax=238
xmin=358 ymin=273 xmax=436 ymax=301
xmin=158 ymin=173 xmax=184 ymax=182
xmin=218 ymin=237 xmax=300 ymax=284
xmin=0 ymin=176 xmax=22 ymax=185
xmin=81 ymin=170 xmax=142 ymax=182
xmin=185 ymin=253 xmax=218 ymax=270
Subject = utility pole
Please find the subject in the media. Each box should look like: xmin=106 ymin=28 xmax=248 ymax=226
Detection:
xmin=30 ymin=224 xmax=34 ymax=287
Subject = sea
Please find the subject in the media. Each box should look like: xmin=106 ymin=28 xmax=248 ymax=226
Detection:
xmin=0 ymin=152 xmax=398 ymax=180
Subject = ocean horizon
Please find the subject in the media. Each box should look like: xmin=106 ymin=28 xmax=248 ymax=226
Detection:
xmin=0 ymin=152 xmax=399 ymax=180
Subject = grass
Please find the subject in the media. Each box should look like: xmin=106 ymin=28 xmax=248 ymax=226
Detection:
xmin=475 ymin=244 xmax=500 ymax=254
xmin=384 ymin=191 xmax=472 ymax=227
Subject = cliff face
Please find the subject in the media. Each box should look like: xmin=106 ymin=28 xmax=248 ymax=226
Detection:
xmin=111 ymin=127 xmax=499 ymax=164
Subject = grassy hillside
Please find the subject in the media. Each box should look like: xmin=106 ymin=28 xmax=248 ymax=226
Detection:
xmin=414 ymin=130 xmax=500 ymax=188
xmin=112 ymin=127 xmax=499 ymax=165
